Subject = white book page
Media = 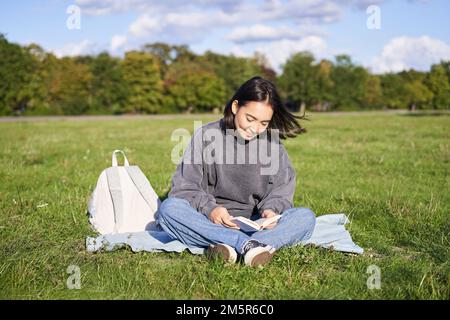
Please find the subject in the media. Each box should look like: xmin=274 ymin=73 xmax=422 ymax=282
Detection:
xmin=232 ymin=215 xmax=281 ymax=231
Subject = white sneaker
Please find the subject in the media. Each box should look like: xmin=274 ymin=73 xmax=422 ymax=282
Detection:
xmin=242 ymin=240 xmax=276 ymax=267
xmin=206 ymin=243 xmax=238 ymax=264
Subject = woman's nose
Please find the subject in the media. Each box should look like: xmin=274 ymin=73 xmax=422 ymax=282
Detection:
xmin=254 ymin=123 xmax=265 ymax=134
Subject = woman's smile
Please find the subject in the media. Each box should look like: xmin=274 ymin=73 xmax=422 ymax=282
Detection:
xmin=238 ymin=127 xmax=257 ymax=140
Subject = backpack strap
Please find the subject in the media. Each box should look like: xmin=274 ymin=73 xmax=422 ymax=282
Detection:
xmin=125 ymin=166 xmax=160 ymax=214
xmin=106 ymin=168 xmax=124 ymax=233
xmin=112 ymin=150 xmax=130 ymax=167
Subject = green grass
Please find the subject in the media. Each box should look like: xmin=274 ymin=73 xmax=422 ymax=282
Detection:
xmin=0 ymin=112 xmax=448 ymax=299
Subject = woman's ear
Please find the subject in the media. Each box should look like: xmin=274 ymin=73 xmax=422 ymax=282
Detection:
xmin=231 ymin=100 xmax=238 ymax=115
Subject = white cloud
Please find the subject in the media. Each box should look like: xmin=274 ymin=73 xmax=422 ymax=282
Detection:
xmin=128 ymin=11 xmax=235 ymax=40
xmin=225 ymin=24 xmax=327 ymax=44
xmin=129 ymin=15 xmax=162 ymax=37
xmin=110 ymin=34 xmax=127 ymax=51
xmin=78 ymin=0 xmax=348 ymax=29
xmin=255 ymin=36 xmax=329 ymax=73
xmin=70 ymin=0 xmax=439 ymax=74
xmin=124 ymin=0 xmax=342 ymax=45
xmin=74 ymin=0 xmax=393 ymax=53
xmin=127 ymin=10 xmax=241 ymax=45
xmin=75 ymin=0 xmax=244 ymax=16
xmin=236 ymin=0 xmax=343 ymax=24
xmin=52 ymin=39 xmax=98 ymax=57
xmin=370 ymin=36 xmax=450 ymax=73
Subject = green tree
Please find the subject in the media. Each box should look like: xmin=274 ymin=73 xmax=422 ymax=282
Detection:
xmin=425 ymin=64 xmax=450 ymax=109
xmin=314 ymin=59 xmax=334 ymax=111
xmin=20 ymin=44 xmax=61 ymax=115
xmin=47 ymin=57 xmax=93 ymax=115
xmin=330 ymin=55 xmax=369 ymax=110
xmin=164 ymin=61 xmax=226 ymax=113
xmin=142 ymin=43 xmax=197 ymax=79
xmin=404 ymin=80 xmax=434 ymax=110
xmin=142 ymin=42 xmax=173 ymax=79
xmin=2 ymin=35 xmax=447 ymax=116
xmin=363 ymin=75 xmax=383 ymax=109
xmin=278 ymin=52 xmax=335 ymax=111
xmin=122 ymin=51 xmax=164 ymax=114
xmin=86 ymin=52 xmax=128 ymax=114
xmin=0 ymin=34 xmax=35 ymax=115
xmin=380 ymin=73 xmax=408 ymax=109
xmin=438 ymin=61 xmax=450 ymax=82
xmin=278 ymin=51 xmax=318 ymax=109
xmin=199 ymin=51 xmax=262 ymax=100
xmin=401 ymin=70 xmax=434 ymax=110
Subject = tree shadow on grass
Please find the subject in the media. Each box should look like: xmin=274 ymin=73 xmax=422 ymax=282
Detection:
xmin=399 ymin=111 xmax=450 ymax=117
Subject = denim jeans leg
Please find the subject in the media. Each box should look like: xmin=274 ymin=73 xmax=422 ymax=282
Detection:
xmin=156 ymin=197 xmax=251 ymax=252
xmin=251 ymin=207 xmax=316 ymax=250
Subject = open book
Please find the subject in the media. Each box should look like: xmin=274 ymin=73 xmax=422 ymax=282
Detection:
xmin=231 ymin=215 xmax=282 ymax=232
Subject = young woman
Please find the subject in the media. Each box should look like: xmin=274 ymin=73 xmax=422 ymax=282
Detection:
xmin=156 ymin=76 xmax=316 ymax=267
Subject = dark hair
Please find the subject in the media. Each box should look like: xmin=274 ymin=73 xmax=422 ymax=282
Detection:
xmin=221 ymin=76 xmax=308 ymax=139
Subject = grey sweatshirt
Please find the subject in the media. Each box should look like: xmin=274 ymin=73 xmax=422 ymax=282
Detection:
xmin=168 ymin=118 xmax=296 ymax=219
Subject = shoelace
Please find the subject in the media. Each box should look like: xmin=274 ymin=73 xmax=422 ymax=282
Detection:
xmin=241 ymin=239 xmax=267 ymax=255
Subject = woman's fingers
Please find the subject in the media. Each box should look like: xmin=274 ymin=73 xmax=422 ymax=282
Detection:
xmin=261 ymin=210 xmax=277 ymax=219
xmin=263 ymin=222 xmax=278 ymax=229
xmin=210 ymin=212 xmax=239 ymax=229
xmin=210 ymin=216 xmax=220 ymax=224
xmin=221 ymin=216 xmax=240 ymax=229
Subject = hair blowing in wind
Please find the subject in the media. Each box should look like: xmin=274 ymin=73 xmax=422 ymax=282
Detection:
xmin=222 ymin=76 xmax=309 ymax=139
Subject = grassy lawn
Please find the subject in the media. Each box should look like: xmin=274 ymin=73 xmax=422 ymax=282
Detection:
xmin=0 ymin=112 xmax=448 ymax=299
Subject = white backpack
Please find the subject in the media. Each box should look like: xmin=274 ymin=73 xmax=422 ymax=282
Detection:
xmin=87 ymin=150 xmax=161 ymax=235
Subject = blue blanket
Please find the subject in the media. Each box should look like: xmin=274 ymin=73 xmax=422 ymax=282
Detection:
xmin=86 ymin=213 xmax=363 ymax=255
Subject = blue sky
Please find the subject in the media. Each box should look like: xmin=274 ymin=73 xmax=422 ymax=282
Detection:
xmin=1 ymin=0 xmax=449 ymax=74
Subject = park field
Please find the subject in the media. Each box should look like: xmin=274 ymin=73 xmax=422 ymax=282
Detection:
xmin=0 ymin=111 xmax=448 ymax=299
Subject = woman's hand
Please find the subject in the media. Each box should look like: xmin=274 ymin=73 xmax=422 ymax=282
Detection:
xmin=261 ymin=209 xmax=279 ymax=229
xmin=209 ymin=206 xmax=239 ymax=229
xmin=261 ymin=209 xmax=278 ymax=219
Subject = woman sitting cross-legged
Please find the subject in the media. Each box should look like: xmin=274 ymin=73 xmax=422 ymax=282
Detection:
xmin=157 ymin=76 xmax=316 ymax=267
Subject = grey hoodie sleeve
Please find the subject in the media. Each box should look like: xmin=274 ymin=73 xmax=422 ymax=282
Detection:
xmin=168 ymin=128 xmax=218 ymax=217
xmin=257 ymin=144 xmax=296 ymax=215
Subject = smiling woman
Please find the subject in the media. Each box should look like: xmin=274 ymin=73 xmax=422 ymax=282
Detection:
xmin=222 ymin=77 xmax=308 ymax=140
xmin=157 ymin=76 xmax=316 ymax=268
xmin=232 ymin=100 xmax=273 ymax=141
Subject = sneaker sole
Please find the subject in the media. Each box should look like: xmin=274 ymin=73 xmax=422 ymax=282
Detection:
xmin=244 ymin=247 xmax=276 ymax=267
xmin=206 ymin=244 xmax=237 ymax=263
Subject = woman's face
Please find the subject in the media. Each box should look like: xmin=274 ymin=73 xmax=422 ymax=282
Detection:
xmin=232 ymin=100 xmax=274 ymax=140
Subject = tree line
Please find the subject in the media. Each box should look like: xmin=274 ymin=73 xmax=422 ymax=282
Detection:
xmin=1 ymin=33 xmax=449 ymax=116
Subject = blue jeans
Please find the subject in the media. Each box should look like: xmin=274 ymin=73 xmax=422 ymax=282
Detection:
xmin=156 ymin=197 xmax=316 ymax=254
